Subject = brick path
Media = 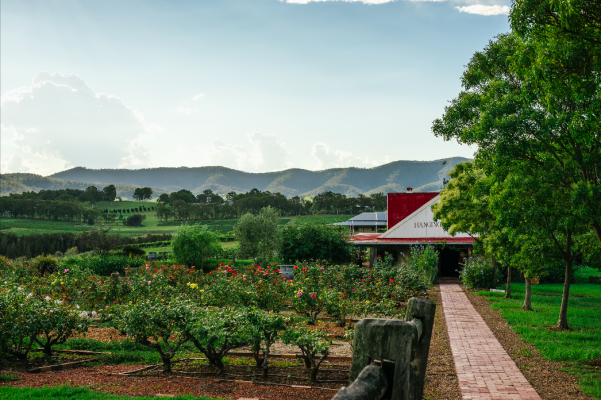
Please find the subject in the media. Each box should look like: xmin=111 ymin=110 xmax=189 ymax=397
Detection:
xmin=440 ymin=284 xmax=542 ymax=400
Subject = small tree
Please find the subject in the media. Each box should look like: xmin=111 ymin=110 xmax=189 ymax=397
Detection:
xmin=185 ymin=307 xmax=253 ymax=374
xmin=234 ymin=206 xmax=280 ymax=265
xmin=115 ymin=299 xmax=190 ymax=373
xmin=247 ymin=309 xmax=290 ymax=378
xmin=282 ymin=325 xmax=330 ymax=382
xmin=126 ymin=214 xmax=146 ymax=227
xmin=172 ymin=224 xmax=221 ymax=268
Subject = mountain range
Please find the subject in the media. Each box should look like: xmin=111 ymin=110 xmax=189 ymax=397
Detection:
xmin=1 ymin=157 xmax=469 ymax=198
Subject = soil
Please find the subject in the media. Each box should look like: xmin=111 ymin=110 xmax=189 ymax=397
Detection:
xmin=0 ymin=364 xmax=336 ymax=400
xmin=464 ymin=288 xmax=593 ymax=400
xmin=422 ymin=285 xmax=462 ymax=400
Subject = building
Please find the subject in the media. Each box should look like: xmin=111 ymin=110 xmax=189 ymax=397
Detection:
xmin=349 ymin=191 xmax=475 ymax=280
xmin=331 ymin=212 xmax=387 ymax=234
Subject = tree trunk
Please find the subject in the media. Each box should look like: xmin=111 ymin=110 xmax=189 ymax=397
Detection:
xmin=522 ymin=276 xmax=532 ymax=311
xmin=310 ymin=366 xmax=319 ymax=382
xmin=162 ymin=356 xmax=172 ymax=373
xmin=262 ymin=341 xmax=271 ymax=379
xmin=505 ymin=266 xmax=511 ymax=298
xmin=557 ymin=254 xmax=572 ymax=330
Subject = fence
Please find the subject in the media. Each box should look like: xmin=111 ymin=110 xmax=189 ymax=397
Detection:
xmin=332 ymin=297 xmax=436 ymax=400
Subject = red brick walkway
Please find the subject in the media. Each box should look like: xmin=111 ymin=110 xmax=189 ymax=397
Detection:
xmin=440 ymin=284 xmax=542 ymax=400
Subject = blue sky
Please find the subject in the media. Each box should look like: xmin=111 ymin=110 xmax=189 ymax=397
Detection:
xmin=1 ymin=0 xmax=509 ymax=175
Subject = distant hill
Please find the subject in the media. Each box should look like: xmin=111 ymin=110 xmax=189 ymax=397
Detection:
xmin=0 ymin=173 xmax=166 ymax=199
xmin=36 ymin=157 xmax=470 ymax=197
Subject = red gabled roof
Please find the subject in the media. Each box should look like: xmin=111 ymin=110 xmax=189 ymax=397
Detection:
xmin=387 ymin=193 xmax=439 ymax=229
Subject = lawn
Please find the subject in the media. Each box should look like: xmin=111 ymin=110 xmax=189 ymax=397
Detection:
xmin=477 ymin=282 xmax=601 ymax=398
xmin=0 ymin=385 xmax=221 ymax=400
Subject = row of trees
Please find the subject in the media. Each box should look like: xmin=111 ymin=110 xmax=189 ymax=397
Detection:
xmin=432 ymin=0 xmax=601 ymax=330
xmin=155 ymin=188 xmax=387 ymax=222
xmin=0 ymin=198 xmax=102 ymax=222
xmin=7 ymin=185 xmax=118 ymax=203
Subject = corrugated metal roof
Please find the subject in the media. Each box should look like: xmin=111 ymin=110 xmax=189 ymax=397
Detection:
xmin=332 ymin=221 xmax=387 ymax=227
xmin=348 ymin=212 xmax=387 ymax=221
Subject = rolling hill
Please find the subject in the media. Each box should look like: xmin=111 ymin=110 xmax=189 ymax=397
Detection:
xmin=1 ymin=157 xmax=469 ymax=198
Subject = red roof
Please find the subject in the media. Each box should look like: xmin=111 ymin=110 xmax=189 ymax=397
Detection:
xmin=349 ymin=234 xmax=474 ymax=245
xmin=387 ymin=193 xmax=439 ymax=229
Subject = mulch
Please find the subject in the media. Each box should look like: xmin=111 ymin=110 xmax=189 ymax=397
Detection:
xmin=422 ymin=286 xmax=462 ymax=400
xmin=464 ymin=288 xmax=593 ymax=400
xmin=0 ymin=364 xmax=336 ymax=400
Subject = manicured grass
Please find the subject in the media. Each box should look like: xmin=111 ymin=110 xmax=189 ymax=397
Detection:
xmin=476 ymin=283 xmax=601 ymax=398
xmin=0 ymin=386 xmax=222 ymax=400
xmin=0 ymin=219 xmax=95 ymax=236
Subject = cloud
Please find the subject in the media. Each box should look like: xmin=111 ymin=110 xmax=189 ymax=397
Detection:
xmin=455 ymin=4 xmax=509 ymax=15
xmin=0 ymin=71 xmax=158 ymax=175
xmin=192 ymin=93 xmax=205 ymax=101
xmin=311 ymin=142 xmax=390 ymax=170
xmin=195 ymin=132 xmax=291 ymax=172
xmin=176 ymin=106 xmax=193 ymax=115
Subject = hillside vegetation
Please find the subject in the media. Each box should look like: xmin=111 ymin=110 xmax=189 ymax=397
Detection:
xmin=36 ymin=157 xmax=467 ymax=197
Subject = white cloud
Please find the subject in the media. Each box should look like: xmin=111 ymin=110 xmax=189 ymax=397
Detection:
xmin=455 ymin=4 xmax=509 ymax=15
xmin=192 ymin=93 xmax=205 ymax=101
xmin=195 ymin=132 xmax=291 ymax=172
xmin=282 ymin=0 xmax=445 ymax=3
xmin=0 ymin=71 xmax=159 ymax=174
xmin=311 ymin=142 xmax=390 ymax=170
xmin=176 ymin=106 xmax=193 ymax=115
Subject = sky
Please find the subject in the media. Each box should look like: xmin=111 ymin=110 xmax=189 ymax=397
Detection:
xmin=1 ymin=0 xmax=509 ymax=176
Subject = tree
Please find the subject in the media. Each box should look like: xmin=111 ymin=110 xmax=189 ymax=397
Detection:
xmin=102 ymin=185 xmax=117 ymax=202
xmin=280 ymin=220 xmax=352 ymax=264
xmin=431 ymin=32 xmax=598 ymax=329
xmin=172 ymin=224 xmax=222 ymax=268
xmin=133 ymin=188 xmax=143 ymax=201
xmin=84 ymin=186 xmax=104 ymax=204
xmin=125 ymin=214 xmax=146 ymax=227
xmin=234 ymin=206 xmax=280 ymax=265
xmin=158 ymin=193 xmax=170 ymax=203
xmin=142 ymin=187 xmax=153 ymax=201
xmin=79 ymin=228 xmax=122 ymax=257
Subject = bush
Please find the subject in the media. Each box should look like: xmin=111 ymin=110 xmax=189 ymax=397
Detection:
xmin=122 ymin=245 xmax=146 ymax=258
xmin=31 ymin=254 xmax=59 ymax=276
xmin=459 ymin=256 xmax=496 ymax=288
xmin=88 ymin=255 xmax=145 ymax=276
xmin=404 ymin=244 xmax=439 ymax=286
xmin=172 ymin=225 xmax=221 ymax=269
xmin=234 ymin=207 xmax=280 ymax=265
xmin=125 ymin=214 xmax=146 ymax=227
xmin=280 ymin=222 xmax=352 ymax=264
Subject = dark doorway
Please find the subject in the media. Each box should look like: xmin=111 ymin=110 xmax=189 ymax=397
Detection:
xmin=439 ymin=248 xmax=460 ymax=277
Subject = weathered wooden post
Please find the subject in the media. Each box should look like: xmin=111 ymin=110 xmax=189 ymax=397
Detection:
xmin=335 ymin=297 xmax=436 ymax=400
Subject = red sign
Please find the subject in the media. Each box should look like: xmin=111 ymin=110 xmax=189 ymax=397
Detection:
xmin=387 ymin=192 xmax=439 ymax=230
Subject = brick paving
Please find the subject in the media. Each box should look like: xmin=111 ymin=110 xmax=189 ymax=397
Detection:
xmin=440 ymin=284 xmax=542 ymax=400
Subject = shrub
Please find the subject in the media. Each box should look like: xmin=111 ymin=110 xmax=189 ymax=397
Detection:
xmin=404 ymin=244 xmax=439 ymax=286
xmin=282 ymin=325 xmax=330 ymax=382
xmin=125 ymin=214 xmax=146 ymax=227
xmin=172 ymin=225 xmax=221 ymax=269
xmin=88 ymin=255 xmax=145 ymax=276
xmin=31 ymin=254 xmax=59 ymax=276
xmin=280 ymin=222 xmax=352 ymax=264
xmin=122 ymin=245 xmax=146 ymax=258
xmin=459 ymin=256 xmax=496 ymax=288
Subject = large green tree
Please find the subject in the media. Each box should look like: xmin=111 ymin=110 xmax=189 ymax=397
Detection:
xmin=234 ymin=206 xmax=280 ymax=265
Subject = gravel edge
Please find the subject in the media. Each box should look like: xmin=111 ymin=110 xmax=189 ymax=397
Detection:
xmin=422 ymin=286 xmax=462 ymax=400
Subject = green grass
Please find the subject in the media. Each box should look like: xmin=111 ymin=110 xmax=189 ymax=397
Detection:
xmin=476 ymin=282 xmax=601 ymax=399
xmin=2 ymin=209 xmax=360 ymax=239
xmin=0 ymin=386 xmax=223 ymax=400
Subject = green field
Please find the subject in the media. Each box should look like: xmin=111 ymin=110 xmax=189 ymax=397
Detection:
xmin=477 ymin=282 xmax=601 ymax=399
xmin=1 ymin=205 xmax=356 ymax=238
xmin=0 ymin=385 xmax=222 ymax=400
